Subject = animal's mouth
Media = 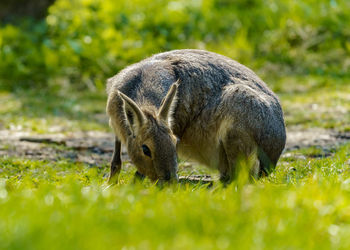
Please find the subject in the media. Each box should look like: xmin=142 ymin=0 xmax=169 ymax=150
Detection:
xmin=140 ymin=166 xmax=179 ymax=182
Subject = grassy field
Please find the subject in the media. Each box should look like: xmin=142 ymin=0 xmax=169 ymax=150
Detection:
xmin=1 ymin=146 xmax=350 ymax=249
xmin=1 ymin=0 xmax=350 ymax=248
xmin=1 ymin=74 xmax=350 ymax=249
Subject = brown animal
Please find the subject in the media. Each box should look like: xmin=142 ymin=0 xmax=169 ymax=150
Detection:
xmin=106 ymin=49 xmax=286 ymax=183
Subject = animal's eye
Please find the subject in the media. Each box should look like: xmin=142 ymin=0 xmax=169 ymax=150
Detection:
xmin=142 ymin=144 xmax=152 ymax=158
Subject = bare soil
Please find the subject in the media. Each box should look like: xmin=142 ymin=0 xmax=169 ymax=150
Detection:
xmin=1 ymin=127 xmax=349 ymax=166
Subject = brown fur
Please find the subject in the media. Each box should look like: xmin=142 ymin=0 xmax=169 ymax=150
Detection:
xmin=106 ymin=49 xmax=286 ymax=183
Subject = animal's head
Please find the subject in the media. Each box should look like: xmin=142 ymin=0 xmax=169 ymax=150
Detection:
xmin=118 ymin=83 xmax=179 ymax=182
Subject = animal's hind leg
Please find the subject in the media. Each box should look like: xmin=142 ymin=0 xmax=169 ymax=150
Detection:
xmin=218 ymin=140 xmax=236 ymax=184
xmin=108 ymin=137 xmax=122 ymax=184
xmin=218 ymin=130 xmax=260 ymax=184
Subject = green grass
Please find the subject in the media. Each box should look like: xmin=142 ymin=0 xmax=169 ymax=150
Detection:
xmin=280 ymin=81 xmax=350 ymax=131
xmin=1 ymin=143 xmax=350 ymax=249
xmin=1 ymin=0 xmax=350 ymax=247
xmin=0 ymin=89 xmax=108 ymax=133
xmin=269 ymin=75 xmax=350 ymax=131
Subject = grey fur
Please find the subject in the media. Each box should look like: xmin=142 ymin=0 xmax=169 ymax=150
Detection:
xmin=106 ymin=49 xmax=286 ymax=183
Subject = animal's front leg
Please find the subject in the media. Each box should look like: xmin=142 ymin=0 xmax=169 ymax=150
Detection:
xmin=108 ymin=137 xmax=122 ymax=184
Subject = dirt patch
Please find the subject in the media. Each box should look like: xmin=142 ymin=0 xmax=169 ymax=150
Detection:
xmin=286 ymin=128 xmax=350 ymax=151
xmin=1 ymin=128 xmax=349 ymax=166
xmin=0 ymin=130 xmax=125 ymax=166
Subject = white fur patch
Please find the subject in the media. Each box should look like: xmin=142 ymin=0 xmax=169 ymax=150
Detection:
xmin=216 ymin=117 xmax=234 ymax=143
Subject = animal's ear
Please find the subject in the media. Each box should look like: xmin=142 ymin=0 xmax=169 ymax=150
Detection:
xmin=158 ymin=81 xmax=179 ymax=126
xmin=118 ymin=91 xmax=145 ymax=135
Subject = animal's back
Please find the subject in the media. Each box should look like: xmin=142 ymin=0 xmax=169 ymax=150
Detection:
xmin=108 ymin=49 xmax=275 ymax=103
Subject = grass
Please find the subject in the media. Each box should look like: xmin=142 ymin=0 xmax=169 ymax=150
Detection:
xmin=1 ymin=74 xmax=350 ymax=249
xmin=273 ymin=75 xmax=350 ymax=132
xmin=0 ymin=89 xmax=109 ymax=133
xmin=0 ymin=143 xmax=350 ymax=249
xmin=1 ymin=0 xmax=350 ymax=246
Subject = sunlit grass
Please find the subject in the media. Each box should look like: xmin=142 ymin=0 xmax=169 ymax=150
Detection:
xmin=0 ymin=89 xmax=109 ymax=133
xmin=0 ymin=144 xmax=350 ymax=249
xmin=274 ymin=76 xmax=350 ymax=131
xmin=1 ymin=0 xmax=350 ymax=248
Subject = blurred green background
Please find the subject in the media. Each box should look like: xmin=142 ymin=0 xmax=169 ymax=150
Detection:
xmin=1 ymin=0 xmax=349 ymax=92
xmin=1 ymin=2 xmax=350 ymax=249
